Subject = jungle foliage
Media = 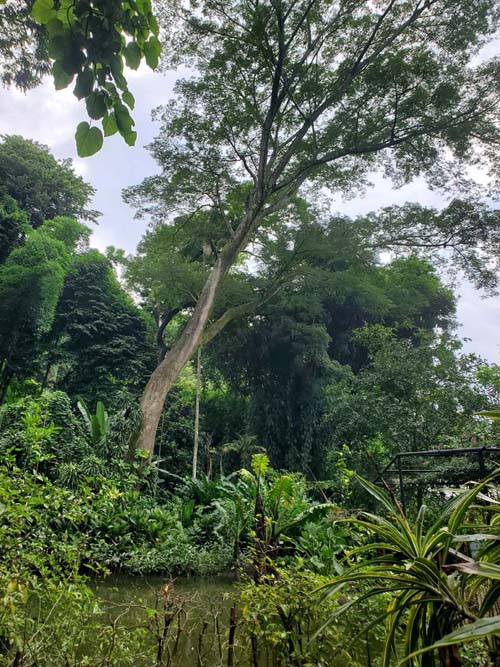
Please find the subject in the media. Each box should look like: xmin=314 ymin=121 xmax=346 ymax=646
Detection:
xmin=1 ymin=1 xmax=500 ymax=663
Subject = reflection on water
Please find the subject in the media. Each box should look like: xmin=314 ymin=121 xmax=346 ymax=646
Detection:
xmin=91 ymin=574 xmax=253 ymax=667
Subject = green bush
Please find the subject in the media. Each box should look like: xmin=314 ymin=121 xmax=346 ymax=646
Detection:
xmin=239 ymin=564 xmax=380 ymax=667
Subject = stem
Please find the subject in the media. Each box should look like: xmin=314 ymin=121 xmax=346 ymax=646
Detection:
xmin=192 ymin=347 xmax=202 ymax=480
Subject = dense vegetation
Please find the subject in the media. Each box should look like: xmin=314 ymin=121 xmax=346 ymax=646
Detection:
xmin=1 ymin=0 xmax=500 ymax=665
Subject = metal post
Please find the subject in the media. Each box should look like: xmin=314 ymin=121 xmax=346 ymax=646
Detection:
xmin=397 ymin=455 xmax=406 ymax=515
xmin=479 ymin=448 xmax=486 ymax=478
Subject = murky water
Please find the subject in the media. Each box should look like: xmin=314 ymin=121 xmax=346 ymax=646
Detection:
xmin=91 ymin=574 xmax=251 ymax=667
xmin=90 ymin=574 xmax=380 ymax=667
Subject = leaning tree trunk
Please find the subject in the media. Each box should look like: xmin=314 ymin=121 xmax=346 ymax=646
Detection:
xmin=126 ymin=204 xmax=263 ymax=462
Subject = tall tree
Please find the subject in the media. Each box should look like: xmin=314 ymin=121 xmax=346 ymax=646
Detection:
xmin=123 ymin=209 xmax=261 ymax=367
xmin=0 ymin=217 xmax=89 ymax=402
xmin=0 ymin=194 xmax=28 ymax=264
xmin=0 ymin=135 xmax=98 ymax=228
xmin=48 ymin=250 xmax=156 ymax=404
xmin=209 ymin=233 xmax=456 ymax=473
xmin=125 ymin=0 xmax=500 ymax=459
xmin=325 ymin=325 xmax=488 ymax=480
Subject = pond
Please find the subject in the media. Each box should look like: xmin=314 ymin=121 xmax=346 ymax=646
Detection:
xmin=92 ymin=573 xmax=252 ymax=667
xmin=90 ymin=574 xmax=380 ymax=667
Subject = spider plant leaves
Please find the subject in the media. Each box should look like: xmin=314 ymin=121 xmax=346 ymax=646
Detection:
xmin=398 ymin=616 xmax=500 ymax=665
xmin=448 ymin=560 xmax=500 ymax=579
xmin=319 ymin=471 xmax=500 ymax=665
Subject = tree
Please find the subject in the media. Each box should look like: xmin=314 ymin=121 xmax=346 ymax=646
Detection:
xmin=0 ymin=194 xmax=28 ymax=264
xmin=48 ymin=250 xmax=156 ymax=404
xmin=125 ymin=0 xmax=500 ymax=460
xmin=0 ymin=0 xmax=161 ymax=155
xmin=0 ymin=217 xmax=89 ymax=402
xmin=325 ymin=325 xmax=488 ymax=482
xmin=123 ymin=210 xmax=261 ymax=366
xmin=353 ymin=199 xmax=500 ymax=292
xmin=0 ymin=135 xmax=98 ymax=227
xmin=208 ymin=230 xmax=460 ymax=475
xmin=0 ymin=0 xmax=50 ymax=90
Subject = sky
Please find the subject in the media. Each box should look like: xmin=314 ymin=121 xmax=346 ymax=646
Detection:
xmin=0 ymin=65 xmax=498 ymax=363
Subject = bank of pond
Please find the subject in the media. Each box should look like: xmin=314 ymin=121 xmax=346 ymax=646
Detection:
xmin=16 ymin=572 xmax=383 ymax=667
xmin=2 ymin=448 xmax=500 ymax=666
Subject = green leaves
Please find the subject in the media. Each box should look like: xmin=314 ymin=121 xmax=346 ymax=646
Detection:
xmin=478 ymin=409 xmax=500 ymax=420
xmin=122 ymin=90 xmax=135 ymax=110
xmin=75 ymin=122 xmax=103 ymax=158
xmin=52 ymin=61 xmax=73 ymax=90
xmin=144 ymin=36 xmax=161 ymax=69
xmin=320 ymin=470 xmax=500 ymax=666
xmin=29 ymin=0 xmax=162 ymax=155
xmin=399 ymin=617 xmax=500 ymax=664
xmin=86 ymin=92 xmax=107 ymax=120
xmin=31 ymin=0 xmax=56 ymax=23
xmin=102 ymin=113 xmax=118 ymax=137
xmin=77 ymin=399 xmax=109 ymax=444
xmin=114 ymin=101 xmax=136 ymax=145
xmin=74 ymin=69 xmax=95 ymax=100
xmin=124 ymin=42 xmax=142 ymax=70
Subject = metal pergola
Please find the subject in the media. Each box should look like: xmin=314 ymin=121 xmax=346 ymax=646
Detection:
xmin=374 ymin=446 xmax=500 ymax=513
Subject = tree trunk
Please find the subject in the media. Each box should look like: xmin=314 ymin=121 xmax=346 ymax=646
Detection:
xmin=192 ymin=347 xmax=202 ymax=480
xmin=127 ymin=203 xmax=264 ymax=462
xmin=0 ymin=365 xmax=13 ymax=405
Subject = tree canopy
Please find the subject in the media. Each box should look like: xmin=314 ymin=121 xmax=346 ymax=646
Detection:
xmin=124 ymin=0 xmax=500 ymax=458
xmin=0 ymin=135 xmax=98 ymax=227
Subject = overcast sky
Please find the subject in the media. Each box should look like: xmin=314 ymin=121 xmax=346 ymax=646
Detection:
xmin=0 ymin=65 xmax=498 ymax=363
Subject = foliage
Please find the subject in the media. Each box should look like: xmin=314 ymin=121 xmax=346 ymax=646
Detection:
xmin=352 ymin=200 xmax=500 ymax=293
xmin=0 ymin=135 xmax=97 ymax=227
xmin=77 ymin=398 xmax=110 ymax=444
xmin=323 ymin=326 xmax=489 ymax=484
xmin=208 ymin=241 xmax=481 ymax=476
xmin=122 ymin=0 xmax=500 ymax=459
xmin=0 ymin=0 xmax=51 ymax=90
xmin=27 ymin=0 xmax=160 ymax=154
xmin=48 ymin=250 xmax=156 ymax=403
xmin=240 ymin=564 xmax=377 ymax=667
xmin=0 ymin=193 xmax=28 ymax=264
xmin=0 ymin=228 xmax=71 ymax=398
xmin=321 ymin=474 xmax=500 ymax=667
xmin=130 ymin=0 xmax=500 ymax=221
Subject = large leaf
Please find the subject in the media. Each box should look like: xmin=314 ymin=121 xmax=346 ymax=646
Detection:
xmin=77 ymin=399 xmax=92 ymax=433
xmin=478 ymin=410 xmax=500 ymax=420
xmin=86 ymin=92 xmax=107 ymax=120
xmin=75 ymin=122 xmax=103 ymax=158
xmin=450 ymin=560 xmax=500 ymax=579
xmin=399 ymin=616 xmax=500 ymax=665
xmin=144 ymin=36 xmax=161 ymax=68
xmin=31 ymin=0 xmax=56 ymax=23
xmin=124 ymin=42 xmax=142 ymax=70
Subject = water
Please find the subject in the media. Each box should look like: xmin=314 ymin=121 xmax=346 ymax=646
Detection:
xmin=90 ymin=574 xmax=380 ymax=667
xmin=91 ymin=574 xmax=250 ymax=667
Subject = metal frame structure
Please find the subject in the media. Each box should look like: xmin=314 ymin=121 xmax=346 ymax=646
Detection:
xmin=375 ymin=446 xmax=500 ymax=513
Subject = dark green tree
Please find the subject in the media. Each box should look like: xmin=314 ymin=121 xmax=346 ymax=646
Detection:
xmin=0 ymin=217 xmax=89 ymax=402
xmin=0 ymin=135 xmax=98 ymax=228
xmin=208 ymin=231 xmax=458 ymax=475
xmin=48 ymin=250 xmax=156 ymax=404
xmin=325 ymin=325 xmax=488 ymax=482
xmin=0 ymin=194 xmax=28 ymax=264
